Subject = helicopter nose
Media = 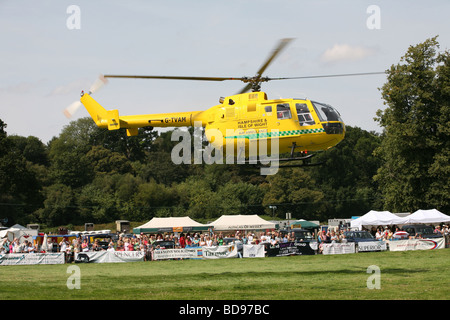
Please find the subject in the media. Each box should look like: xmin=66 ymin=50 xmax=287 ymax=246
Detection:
xmin=322 ymin=122 xmax=344 ymax=135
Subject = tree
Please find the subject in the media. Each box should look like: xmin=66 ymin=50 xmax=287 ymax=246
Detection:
xmin=0 ymin=120 xmax=43 ymax=225
xmin=261 ymin=168 xmax=326 ymax=221
xmin=310 ymin=126 xmax=382 ymax=218
xmin=375 ymin=36 xmax=450 ymax=213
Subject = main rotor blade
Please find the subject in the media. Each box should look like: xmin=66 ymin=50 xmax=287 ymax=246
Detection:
xmin=268 ymin=71 xmax=386 ymax=80
xmin=103 ymin=75 xmax=243 ymax=81
xmin=254 ymin=38 xmax=294 ymax=79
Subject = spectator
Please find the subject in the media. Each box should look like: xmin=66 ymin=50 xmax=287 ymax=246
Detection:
xmin=179 ymin=233 xmax=186 ymax=248
xmin=199 ymin=235 xmax=206 ymax=247
xmin=330 ymin=231 xmax=339 ymax=243
xmin=434 ymin=225 xmax=442 ymax=234
xmin=375 ymin=229 xmax=383 ymax=240
xmin=27 ymin=242 xmax=35 ymax=253
xmin=60 ymin=239 xmax=67 ymax=253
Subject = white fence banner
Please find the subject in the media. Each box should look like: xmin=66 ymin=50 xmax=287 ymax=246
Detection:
xmin=202 ymin=245 xmax=238 ymax=259
xmin=0 ymin=253 xmax=65 ymax=266
xmin=388 ymin=238 xmax=445 ymax=251
xmin=357 ymin=241 xmax=387 ymax=252
xmin=243 ymin=244 xmax=265 ymax=258
xmin=153 ymin=248 xmax=201 ymax=260
xmin=75 ymin=251 xmax=145 ymax=263
xmin=322 ymin=242 xmax=355 ymax=255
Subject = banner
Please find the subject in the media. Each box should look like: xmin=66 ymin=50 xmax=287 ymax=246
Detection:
xmin=388 ymin=238 xmax=445 ymax=251
xmin=243 ymin=244 xmax=265 ymax=258
xmin=0 ymin=253 xmax=65 ymax=266
xmin=322 ymin=242 xmax=355 ymax=255
xmin=75 ymin=251 xmax=145 ymax=263
xmin=202 ymin=245 xmax=238 ymax=259
xmin=357 ymin=241 xmax=387 ymax=252
xmin=153 ymin=248 xmax=202 ymax=260
xmin=266 ymin=241 xmax=317 ymax=257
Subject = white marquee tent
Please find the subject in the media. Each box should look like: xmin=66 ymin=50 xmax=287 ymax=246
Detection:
xmin=133 ymin=217 xmax=212 ymax=234
xmin=210 ymin=215 xmax=277 ymax=231
xmin=0 ymin=224 xmax=38 ymax=244
xmin=402 ymin=209 xmax=450 ymax=224
xmin=350 ymin=210 xmax=407 ymax=230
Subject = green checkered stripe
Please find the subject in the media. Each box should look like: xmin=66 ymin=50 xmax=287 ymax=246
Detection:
xmin=225 ymin=128 xmax=325 ymax=140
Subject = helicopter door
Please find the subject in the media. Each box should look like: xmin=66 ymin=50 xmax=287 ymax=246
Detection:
xmin=276 ymin=104 xmax=292 ymax=120
xmin=295 ymin=103 xmax=316 ymax=126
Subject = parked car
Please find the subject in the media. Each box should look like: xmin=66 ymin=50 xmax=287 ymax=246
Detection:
xmin=288 ymin=228 xmax=315 ymax=242
xmin=401 ymin=225 xmax=442 ymax=239
xmin=152 ymin=240 xmax=175 ymax=249
xmin=343 ymin=231 xmax=376 ymax=243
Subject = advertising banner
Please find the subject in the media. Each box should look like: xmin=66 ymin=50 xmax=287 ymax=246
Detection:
xmin=0 ymin=253 xmax=65 ymax=266
xmin=75 ymin=251 xmax=145 ymax=263
xmin=243 ymin=244 xmax=265 ymax=258
xmin=202 ymin=245 xmax=238 ymax=259
xmin=153 ymin=248 xmax=202 ymax=260
xmin=266 ymin=241 xmax=317 ymax=257
xmin=388 ymin=238 xmax=445 ymax=251
xmin=357 ymin=241 xmax=387 ymax=252
xmin=322 ymin=242 xmax=355 ymax=255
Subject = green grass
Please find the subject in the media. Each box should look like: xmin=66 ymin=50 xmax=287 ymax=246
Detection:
xmin=0 ymin=249 xmax=449 ymax=300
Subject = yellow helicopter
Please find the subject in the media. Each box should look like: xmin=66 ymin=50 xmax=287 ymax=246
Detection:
xmin=68 ymin=38 xmax=383 ymax=167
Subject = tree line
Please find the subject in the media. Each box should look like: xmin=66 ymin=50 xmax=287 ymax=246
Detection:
xmin=0 ymin=37 xmax=448 ymax=228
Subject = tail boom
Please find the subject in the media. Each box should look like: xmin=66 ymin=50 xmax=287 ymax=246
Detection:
xmin=80 ymin=93 xmax=203 ymax=136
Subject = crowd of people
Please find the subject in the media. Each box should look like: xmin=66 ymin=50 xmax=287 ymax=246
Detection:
xmin=2 ymin=223 xmax=448 ymax=260
xmin=1 ymin=230 xmax=302 ymax=260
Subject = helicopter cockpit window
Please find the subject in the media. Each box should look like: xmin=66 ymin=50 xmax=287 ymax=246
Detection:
xmin=296 ymin=103 xmax=315 ymax=126
xmin=312 ymin=102 xmax=343 ymax=122
xmin=276 ymin=104 xmax=291 ymax=120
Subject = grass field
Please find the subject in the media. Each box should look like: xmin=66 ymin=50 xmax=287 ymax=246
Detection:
xmin=1 ymin=249 xmax=449 ymax=301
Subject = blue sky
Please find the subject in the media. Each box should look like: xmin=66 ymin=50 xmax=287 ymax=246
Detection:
xmin=1 ymin=0 xmax=449 ymax=143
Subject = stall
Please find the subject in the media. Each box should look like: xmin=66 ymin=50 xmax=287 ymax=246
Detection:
xmin=210 ymin=215 xmax=277 ymax=232
xmin=133 ymin=216 xmax=212 ymax=234
xmin=350 ymin=210 xmax=407 ymax=230
xmin=402 ymin=209 xmax=450 ymax=224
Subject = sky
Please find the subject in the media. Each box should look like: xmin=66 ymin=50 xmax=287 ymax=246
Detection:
xmin=1 ymin=0 xmax=449 ymax=144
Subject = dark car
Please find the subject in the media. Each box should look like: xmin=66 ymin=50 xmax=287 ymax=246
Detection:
xmin=401 ymin=225 xmax=442 ymax=239
xmin=91 ymin=235 xmax=113 ymax=250
xmin=289 ymin=228 xmax=315 ymax=242
xmin=152 ymin=240 xmax=175 ymax=249
xmin=343 ymin=231 xmax=376 ymax=243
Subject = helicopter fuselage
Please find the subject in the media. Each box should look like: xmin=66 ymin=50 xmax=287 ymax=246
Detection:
xmin=80 ymin=91 xmax=345 ymax=157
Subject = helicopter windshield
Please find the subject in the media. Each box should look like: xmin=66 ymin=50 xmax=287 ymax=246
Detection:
xmin=312 ymin=102 xmax=343 ymax=123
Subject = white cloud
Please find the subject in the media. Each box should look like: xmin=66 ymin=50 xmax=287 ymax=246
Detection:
xmin=320 ymin=44 xmax=376 ymax=64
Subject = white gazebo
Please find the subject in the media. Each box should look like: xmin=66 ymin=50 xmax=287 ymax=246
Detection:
xmin=210 ymin=215 xmax=277 ymax=231
xmin=402 ymin=209 xmax=450 ymax=224
xmin=350 ymin=210 xmax=407 ymax=230
xmin=133 ymin=217 xmax=212 ymax=234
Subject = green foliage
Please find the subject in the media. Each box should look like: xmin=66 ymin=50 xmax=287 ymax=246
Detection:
xmin=375 ymin=36 xmax=450 ymax=213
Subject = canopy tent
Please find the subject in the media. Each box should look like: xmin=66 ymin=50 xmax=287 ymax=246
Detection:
xmin=402 ymin=209 xmax=450 ymax=224
xmin=0 ymin=224 xmax=38 ymax=243
xmin=350 ymin=210 xmax=407 ymax=230
xmin=210 ymin=215 xmax=277 ymax=231
xmin=133 ymin=217 xmax=212 ymax=234
xmin=290 ymin=219 xmax=320 ymax=229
